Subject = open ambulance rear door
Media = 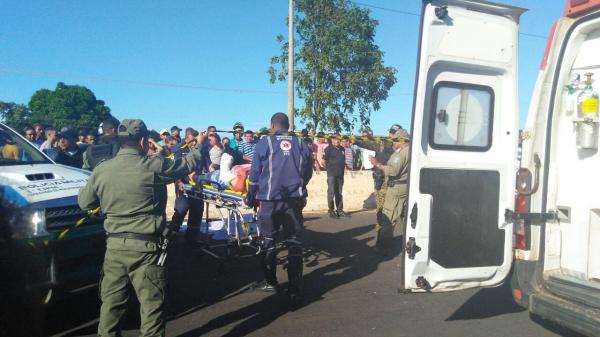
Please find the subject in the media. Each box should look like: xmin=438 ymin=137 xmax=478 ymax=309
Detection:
xmin=402 ymin=0 xmax=526 ymax=292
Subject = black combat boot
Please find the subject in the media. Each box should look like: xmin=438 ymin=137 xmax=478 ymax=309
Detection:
xmin=286 ymin=284 xmax=302 ymax=310
xmin=256 ymin=251 xmax=279 ymax=292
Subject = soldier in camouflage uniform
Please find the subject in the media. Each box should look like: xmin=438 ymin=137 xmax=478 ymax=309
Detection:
xmin=353 ymin=124 xmax=404 ymax=247
xmin=78 ymin=119 xmax=202 ymax=337
xmin=368 ymin=128 xmax=410 ymax=254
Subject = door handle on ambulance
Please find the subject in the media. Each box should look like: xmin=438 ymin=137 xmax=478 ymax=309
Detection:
xmin=410 ymin=203 xmax=418 ymax=229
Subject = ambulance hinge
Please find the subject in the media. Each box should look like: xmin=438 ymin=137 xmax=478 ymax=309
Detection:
xmin=415 ymin=276 xmax=431 ymax=291
xmin=405 ymin=237 xmax=421 ymax=260
xmin=504 ymin=209 xmax=557 ymax=225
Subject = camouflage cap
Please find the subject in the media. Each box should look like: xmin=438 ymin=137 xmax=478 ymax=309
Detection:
xmin=389 ymin=124 xmax=402 ymax=134
xmin=391 ymin=128 xmax=410 ymax=141
xmin=118 ymin=119 xmax=148 ymax=137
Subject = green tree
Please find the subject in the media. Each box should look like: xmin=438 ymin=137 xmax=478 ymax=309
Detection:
xmin=0 ymin=101 xmax=32 ymax=131
xmin=28 ymin=82 xmax=113 ymax=131
xmin=268 ymin=0 xmax=396 ymax=133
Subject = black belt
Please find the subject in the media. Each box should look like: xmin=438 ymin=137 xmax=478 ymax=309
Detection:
xmin=107 ymin=232 xmax=159 ymax=242
xmin=388 ymin=179 xmax=407 ymax=186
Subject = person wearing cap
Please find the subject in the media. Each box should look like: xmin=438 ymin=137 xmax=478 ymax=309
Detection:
xmin=55 ymin=129 xmax=85 ymax=168
xmin=368 ymin=128 xmax=410 ymax=254
xmin=82 ymin=118 xmax=120 ymax=170
xmin=158 ymin=129 xmax=169 ymax=146
xmin=170 ymin=125 xmax=182 ymax=143
xmin=353 ymin=124 xmax=403 ymax=246
xmin=78 ymin=119 xmax=203 ymax=337
xmin=229 ymin=122 xmax=244 ymax=161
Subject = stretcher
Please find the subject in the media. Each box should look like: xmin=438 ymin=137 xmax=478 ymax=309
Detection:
xmin=183 ymin=178 xmax=261 ymax=268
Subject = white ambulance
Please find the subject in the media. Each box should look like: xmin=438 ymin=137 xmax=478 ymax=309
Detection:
xmin=401 ymin=1 xmax=600 ymax=335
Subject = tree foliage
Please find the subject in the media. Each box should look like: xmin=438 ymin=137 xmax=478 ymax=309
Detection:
xmin=26 ymin=82 xmax=113 ymax=131
xmin=0 ymin=102 xmax=32 ymax=131
xmin=269 ymin=0 xmax=396 ymax=132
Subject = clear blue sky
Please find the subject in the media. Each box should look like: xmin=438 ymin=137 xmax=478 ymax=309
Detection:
xmin=0 ymin=0 xmax=564 ymax=134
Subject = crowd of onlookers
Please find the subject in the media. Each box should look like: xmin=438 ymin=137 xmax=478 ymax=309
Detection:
xmin=13 ymin=119 xmax=377 ymax=174
xmin=306 ymin=128 xmax=377 ymax=173
xmin=8 ymin=119 xmax=381 ymax=218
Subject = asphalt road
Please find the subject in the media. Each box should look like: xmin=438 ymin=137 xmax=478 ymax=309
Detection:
xmin=46 ymin=210 xmax=580 ymax=337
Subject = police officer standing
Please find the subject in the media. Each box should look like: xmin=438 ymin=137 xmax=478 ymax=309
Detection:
xmin=245 ymin=112 xmax=313 ymax=307
xmin=368 ymin=128 xmax=410 ymax=254
xmin=78 ymin=119 xmax=202 ymax=337
xmin=353 ymin=124 xmax=403 ymax=248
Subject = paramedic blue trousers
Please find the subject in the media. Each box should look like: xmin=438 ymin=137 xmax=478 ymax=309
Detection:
xmin=258 ymin=198 xmax=304 ymax=291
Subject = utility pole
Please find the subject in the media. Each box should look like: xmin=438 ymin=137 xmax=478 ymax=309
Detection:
xmin=288 ymin=0 xmax=295 ymax=131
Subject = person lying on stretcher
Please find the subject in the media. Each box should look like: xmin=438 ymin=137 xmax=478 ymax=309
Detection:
xmin=205 ymin=145 xmax=251 ymax=193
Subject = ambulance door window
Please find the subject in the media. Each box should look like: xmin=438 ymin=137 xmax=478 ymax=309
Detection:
xmin=430 ymin=82 xmax=494 ymax=151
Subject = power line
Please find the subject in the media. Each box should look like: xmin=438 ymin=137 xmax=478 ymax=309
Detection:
xmin=353 ymin=1 xmax=548 ymax=40
xmin=0 ymin=67 xmax=286 ymax=95
xmin=519 ymin=32 xmax=547 ymax=39
xmin=354 ymin=1 xmax=420 ymax=17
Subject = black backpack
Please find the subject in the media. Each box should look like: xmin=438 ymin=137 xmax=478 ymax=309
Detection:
xmin=86 ymin=137 xmax=120 ymax=170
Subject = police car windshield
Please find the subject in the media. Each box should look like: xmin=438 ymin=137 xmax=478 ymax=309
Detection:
xmin=0 ymin=125 xmax=50 ymax=165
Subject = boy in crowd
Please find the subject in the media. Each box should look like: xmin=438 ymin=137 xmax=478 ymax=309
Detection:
xmin=32 ymin=123 xmax=44 ymax=143
xmin=23 ymin=127 xmax=39 ymax=147
xmin=341 ymin=136 xmax=354 ymax=171
xmin=158 ymin=129 xmax=169 ymax=146
xmin=314 ymin=132 xmax=329 ymax=172
xmin=77 ymin=130 xmax=87 ymax=145
xmin=170 ymin=126 xmax=182 ymax=143
xmin=55 ymin=129 xmax=84 ymax=168
xmin=39 ymin=127 xmax=57 ymax=151
xmin=240 ymin=130 xmax=256 ymax=163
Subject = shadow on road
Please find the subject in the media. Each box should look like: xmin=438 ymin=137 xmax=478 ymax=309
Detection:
xmin=530 ymin=314 xmax=586 ymax=337
xmin=175 ymin=223 xmax=400 ymax=337
xmin=445 ymin=282 xmax=523 ymax=321
xmin=46 ymin=217 xmax=393 ymax=337
xmin=445 ymin=282 xmax=586 ymax=336
xmin=51 ymin=235 xmax=266 ymax=336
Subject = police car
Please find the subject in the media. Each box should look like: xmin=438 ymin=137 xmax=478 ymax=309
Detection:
xmin=0 ymin=122 xmax=105 ymax=304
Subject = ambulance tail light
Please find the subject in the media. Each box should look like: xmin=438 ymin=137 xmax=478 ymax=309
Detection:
xmin=514 ymin=168 xmax=532 ymax=250
xmin=565 ymin=0 xmax=600 ymax=18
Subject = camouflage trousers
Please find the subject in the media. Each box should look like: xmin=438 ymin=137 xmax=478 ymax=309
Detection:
xmin=375 ymin=185 xmax=388 ymax=234
xmin=98 ymin=238 xmax=167 ymax=337
xmin=376 ymin=184 xmax=407 ymax=246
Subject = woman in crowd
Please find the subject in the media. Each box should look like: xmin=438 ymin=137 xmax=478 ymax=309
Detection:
xmin=208 ymin=133 xmax=223 ymax=171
